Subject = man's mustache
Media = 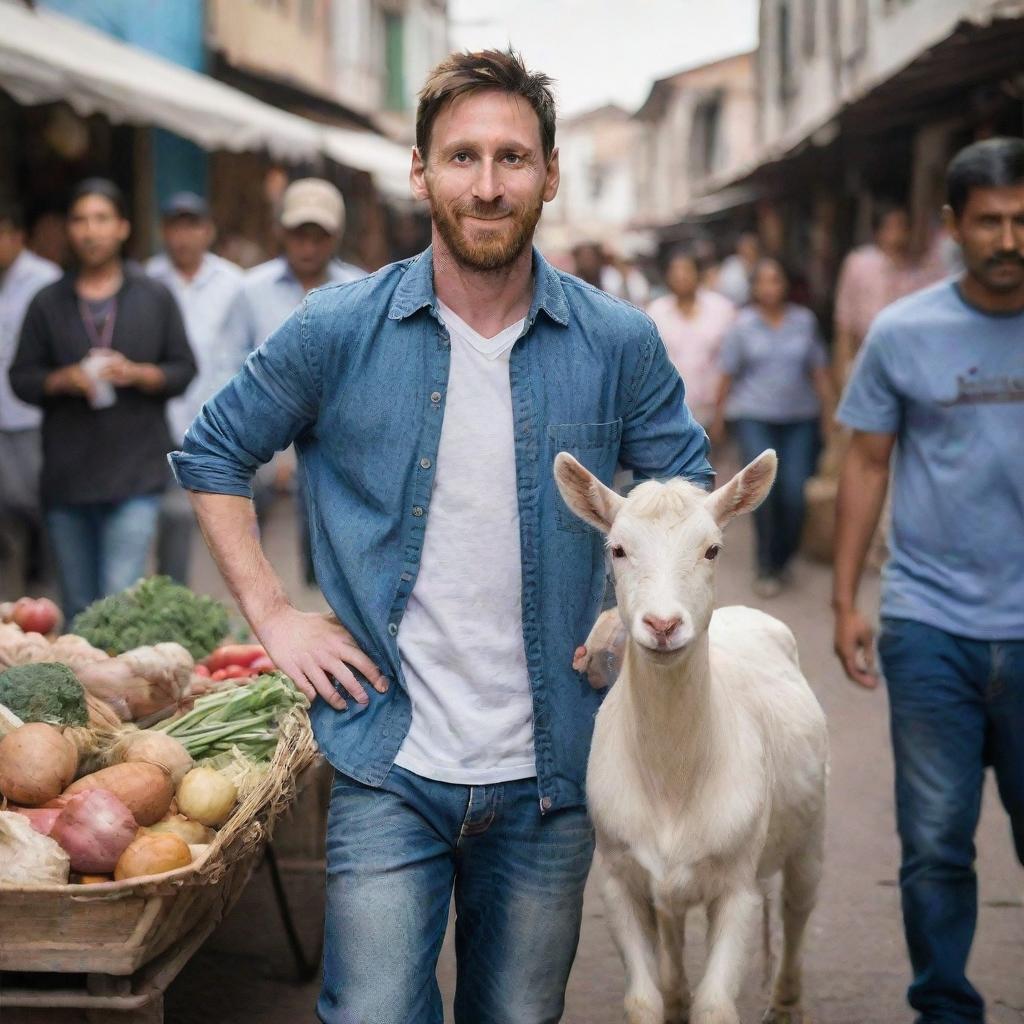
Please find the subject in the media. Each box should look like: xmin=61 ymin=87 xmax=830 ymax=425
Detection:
xmin=454 ymin=201 xmax=514 ymax=219
xmin=987 ymin=252 xmax=1024 ymax=268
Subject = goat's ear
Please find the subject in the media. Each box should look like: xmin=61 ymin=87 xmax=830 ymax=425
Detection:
xmin=706 ymin=449 xmax=777 ymax=526
xmin=553 ymin=452 xmax=624 ymax=534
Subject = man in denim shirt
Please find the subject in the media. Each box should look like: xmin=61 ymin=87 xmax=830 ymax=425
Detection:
xmin=172 ymin=50 xmax=710 ymax=1024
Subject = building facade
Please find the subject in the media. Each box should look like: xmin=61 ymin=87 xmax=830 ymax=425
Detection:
xmin=632 ymin=52 xmax=758 ymax=232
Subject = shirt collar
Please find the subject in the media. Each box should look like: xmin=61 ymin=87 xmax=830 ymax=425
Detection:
xmin=388 ymin=245 xmax=570 ymax=327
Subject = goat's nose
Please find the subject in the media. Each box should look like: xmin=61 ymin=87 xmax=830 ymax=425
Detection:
xmin=643 ymin=615 xmax=681 ymax=639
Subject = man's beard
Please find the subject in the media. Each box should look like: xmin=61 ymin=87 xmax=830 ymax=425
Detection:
xmin=429 ymin=193 xmax=543 ymax=272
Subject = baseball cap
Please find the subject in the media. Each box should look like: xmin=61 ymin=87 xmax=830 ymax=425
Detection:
xmin=280 ymin=178 xmax=345 ymax=234
xmin=161 ymin=191 xmax=210 ymax=219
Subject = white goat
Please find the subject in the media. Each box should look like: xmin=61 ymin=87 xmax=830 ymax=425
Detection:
xmin=555 ymin=449 xmax=828 ymax=1024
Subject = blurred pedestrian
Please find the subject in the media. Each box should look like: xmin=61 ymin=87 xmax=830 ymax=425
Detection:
xmin=833 ymin=137 xmax=1024 ymax=1024
xmin=0 ymin=201 xmax=61 ymax=597
xmin=233 ymin=178 xmax=365 ymax=585
xmin=9 ymin=179 xmax=195 ymax=620
xmin=147 ymin=192 xmax=244 ymax=586
xmin=833 ymin=202 xmax=945 ymax=384
xmin=715 ymin=230 xmax=760 ymax=306
xmin=570 ymin=240 xmax=604 ymax=289
xmin=646 ymin=247 xmax=735 ymax=426
xmin=713 ymin=258 xmax=834 ymax=595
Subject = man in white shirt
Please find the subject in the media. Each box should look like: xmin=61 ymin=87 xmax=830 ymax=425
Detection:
xmin=0 ymin=202 xmax=60 ymax=596
xmin=147 ymin=192 xmax=244 ymax=584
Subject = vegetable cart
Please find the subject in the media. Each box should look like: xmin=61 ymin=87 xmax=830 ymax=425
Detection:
xmin=0 ymin=708 xmax=317 ymax=1022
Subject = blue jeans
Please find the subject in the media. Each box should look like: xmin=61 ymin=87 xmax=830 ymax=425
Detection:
xmin=318 ymin=766 xmax=595 ymax=1024
xmin=45 ymin=495 xmax=161 ymax=620
xmin=731 ymin=417 xmax=820 ymax=577
xmin=879 ymin=617 xmax=1024 ymax=1024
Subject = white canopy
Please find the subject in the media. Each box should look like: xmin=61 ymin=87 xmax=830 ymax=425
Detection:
xmin=0 ymin=1 xmax=415 ymax=198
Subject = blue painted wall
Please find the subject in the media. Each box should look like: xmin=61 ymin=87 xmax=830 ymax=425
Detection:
xmin=41 ymin=0 xmax=209 ymax=205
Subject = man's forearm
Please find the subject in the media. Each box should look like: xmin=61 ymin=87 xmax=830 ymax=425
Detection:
xmin=832 ymin=448 xmax=889 ymax=611
xmin=187 ymin=491 xmax=289 ymax=629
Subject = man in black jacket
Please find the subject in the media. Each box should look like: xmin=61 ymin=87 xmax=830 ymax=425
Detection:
xmin=10 ymin=179 xmax=195 ymax=619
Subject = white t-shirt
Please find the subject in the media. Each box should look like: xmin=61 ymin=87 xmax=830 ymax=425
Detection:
xmin=394 ymin=301 xmax=536 ymax=784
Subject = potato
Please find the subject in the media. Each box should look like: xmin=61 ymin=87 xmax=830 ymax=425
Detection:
xmin=63 ymin=762 xmax=174 ymax=826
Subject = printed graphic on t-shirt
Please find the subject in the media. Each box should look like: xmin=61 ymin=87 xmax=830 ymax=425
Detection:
xmin=941 ymin=365 xmax=1024 ymax=406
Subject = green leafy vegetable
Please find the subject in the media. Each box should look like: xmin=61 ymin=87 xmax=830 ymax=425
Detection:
xmin=71 ymin=576 xmax=230 ymax=661
xmin=0 ymin=663 xmax=89 ymax=727
xmin=153 ymin=673 xmax=308 ymax=761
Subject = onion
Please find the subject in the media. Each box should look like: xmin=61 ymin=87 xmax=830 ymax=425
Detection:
xmin=116 ymin=731 xmax=193 ymax=784
xmin=143 ymin=815 xmax=214 ymax=845
xmin=0 ymin=723 xmax=78 ymax=806
xmin=12 ymin=806 xmax=62 ymax=836
xmin=114 ymin=833 xmax=192 ymax=881
xmin=175 ymin=767 xmax=237 ymax=827
xmin=50 ymin=789 xmax=138 ymax=873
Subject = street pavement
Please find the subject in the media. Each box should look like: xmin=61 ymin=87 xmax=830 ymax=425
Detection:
xmin=163 ymin=494 xmax=1023 ymax=1024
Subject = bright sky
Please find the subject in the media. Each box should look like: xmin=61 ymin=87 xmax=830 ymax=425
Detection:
xmin=449 ymin=0 xmax=759 ymax=118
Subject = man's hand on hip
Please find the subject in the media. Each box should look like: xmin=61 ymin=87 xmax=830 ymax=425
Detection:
xmin=833 ymin=607 xmax=879 ymax=689
xmin=255 ymin=607 xmax=388 ymax=710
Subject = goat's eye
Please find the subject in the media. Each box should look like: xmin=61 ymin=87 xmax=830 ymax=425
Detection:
xmin=610 ymin=545 xmax=626 ymax=559
xmin=705 ymin=544 xmax=721 ymax=561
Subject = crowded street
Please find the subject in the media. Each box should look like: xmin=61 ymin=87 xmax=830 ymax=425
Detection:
xmin=3 ymin=2 xmax=1024 ymax=1023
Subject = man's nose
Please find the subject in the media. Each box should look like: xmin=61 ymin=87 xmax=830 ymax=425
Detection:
xmin=472 ymin=160 xmax=503 ymax=202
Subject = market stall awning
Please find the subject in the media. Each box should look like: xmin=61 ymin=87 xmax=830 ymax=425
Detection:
xmin=321 ymin=126 xmax=413 ymax=201
xmin=0 ymin=3 xmax=322 ymax=162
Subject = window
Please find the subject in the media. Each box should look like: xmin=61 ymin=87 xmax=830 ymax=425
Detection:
xmin=778 ymin=1 xmax=795 ymax=103
xmin=690 ymin=94 xmax=724 ymax=179
xmin=384 ymin=11 xmax=405 ymax=111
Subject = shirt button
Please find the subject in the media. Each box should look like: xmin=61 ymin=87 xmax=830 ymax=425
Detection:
xmin=540 ymin=796 xmax=552 ymax=812
xmin=430 ymin=391 xmax=442 ymax=403
xmin=419 ymin=457 xmax=432 ymax=470
xmin=387 ymin=622 xmax=398 ymax=636
xmin=412 ymin=505 xmax=424 ymax=517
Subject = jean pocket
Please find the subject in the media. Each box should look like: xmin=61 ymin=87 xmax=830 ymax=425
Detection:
xmin=548 ymin=419 xmax=623 ymax=533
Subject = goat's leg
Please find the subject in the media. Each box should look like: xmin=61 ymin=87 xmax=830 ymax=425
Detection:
xmin=765 ymin=825 xmax=823 ymax=1023
xmin=690 ymin=886 xmax=760 ymax=1024
xmin=656 ymin=903 xmax=690 ymax=1023
xmin=602 ymin=870 xmax=663 ymax=1024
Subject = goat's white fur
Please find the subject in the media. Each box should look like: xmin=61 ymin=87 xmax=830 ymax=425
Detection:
xmin=555 ymin=450 xmax=828 ymax=1024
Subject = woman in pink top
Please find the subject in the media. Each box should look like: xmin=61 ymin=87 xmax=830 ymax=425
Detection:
xmin=646 ymin=249 xmax=736 ymax=426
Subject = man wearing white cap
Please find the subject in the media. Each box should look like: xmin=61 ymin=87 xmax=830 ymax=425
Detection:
xmin=233 ymin=178 xmax=365 ymax=581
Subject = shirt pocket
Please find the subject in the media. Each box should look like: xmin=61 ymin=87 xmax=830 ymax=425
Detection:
xmin=547 ymin=419 xmax=623 ymax=533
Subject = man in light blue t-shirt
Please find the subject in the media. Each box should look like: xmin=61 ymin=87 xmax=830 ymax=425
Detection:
xmin=834 ymin=138 xmax=1024 ymax=1024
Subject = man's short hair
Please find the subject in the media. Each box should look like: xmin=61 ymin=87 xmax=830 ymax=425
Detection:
xmin=659 ymin=245 xmax=701 ymax=276
xmin=947 ymin=137 xmax=1024 ymax=217
xmin=416 ymin=49 xmax=556 ymax=161
xmin=871 ymin=200 xmax=908 ymax=234
xmin=0 ymin=201 xmax=25 ymax=231
xmin=69 ymin=178 xmax=128 ymax=219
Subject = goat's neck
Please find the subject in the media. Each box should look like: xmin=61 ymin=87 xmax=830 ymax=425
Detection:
xmin=620 ymin=631 xmax=721 ymax=795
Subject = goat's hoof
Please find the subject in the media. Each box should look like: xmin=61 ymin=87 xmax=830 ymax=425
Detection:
xmin=762 ymin=1007 xmax=805 ymax=1024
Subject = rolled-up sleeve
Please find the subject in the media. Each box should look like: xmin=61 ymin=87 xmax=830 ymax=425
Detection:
xmin=169 ymin=301 xmax=319 ymax=497
xmin=619 ymin=321 xmax=714 ymax=489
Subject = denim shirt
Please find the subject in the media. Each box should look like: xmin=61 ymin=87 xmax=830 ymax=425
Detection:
xmin=170 ymin=247 xmax=712 ymax=812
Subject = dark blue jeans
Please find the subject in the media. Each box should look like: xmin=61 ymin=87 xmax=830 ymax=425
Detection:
xmin=45 ymin=495 xmax=161 ymax=620
xmin=731 ymin=417 xmax=820 ymax=577
xmin=318 ymin=766 xmax=594 ymax=1024
xmin=879 ymin=617 xmax=1024 ymax=1024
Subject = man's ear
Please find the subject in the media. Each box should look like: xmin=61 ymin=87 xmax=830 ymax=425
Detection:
xmin=543 ymin=147 xmax=560 ymax=204
xmin=705 ymin=449 xmax=777 ymax=527
xmin=410 ymin=146 xmax=429 ymax=202
xmin=553 ymin=452 xmax=623 ymax=533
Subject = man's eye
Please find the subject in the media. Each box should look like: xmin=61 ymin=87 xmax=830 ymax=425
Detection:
xmin=504 ymin=153 xmax=523 ymax=164
xmin=705 ymin=544 xmax=721 ymax=561
xmin=611 ymin=545 xmax=626 ymax=559
xmin=453 ymin=153 xmax=470 ymax=163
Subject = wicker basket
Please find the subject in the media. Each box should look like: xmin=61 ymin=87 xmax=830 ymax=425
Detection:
xmin=0 ymin=708 xmax=317 ymax=976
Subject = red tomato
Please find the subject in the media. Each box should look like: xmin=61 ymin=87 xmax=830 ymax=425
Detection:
xmin=221 ymin=665 xmax=253 ymax=679
xmin=248 ymin=655 xmax=276 ymax=673
xmin=12 ymin=597 xmax=61 ymax=635
xmin=211 ymin=669 xmax=229 ymax=681
xmin=193 ymin=664 xmax=211 ymax=678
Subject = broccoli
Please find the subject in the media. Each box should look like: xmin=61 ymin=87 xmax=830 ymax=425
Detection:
xmin=0 ymin=663 xmax=89 ymax=727
xmin=71 ymin=575 xmax=230 ymax=661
